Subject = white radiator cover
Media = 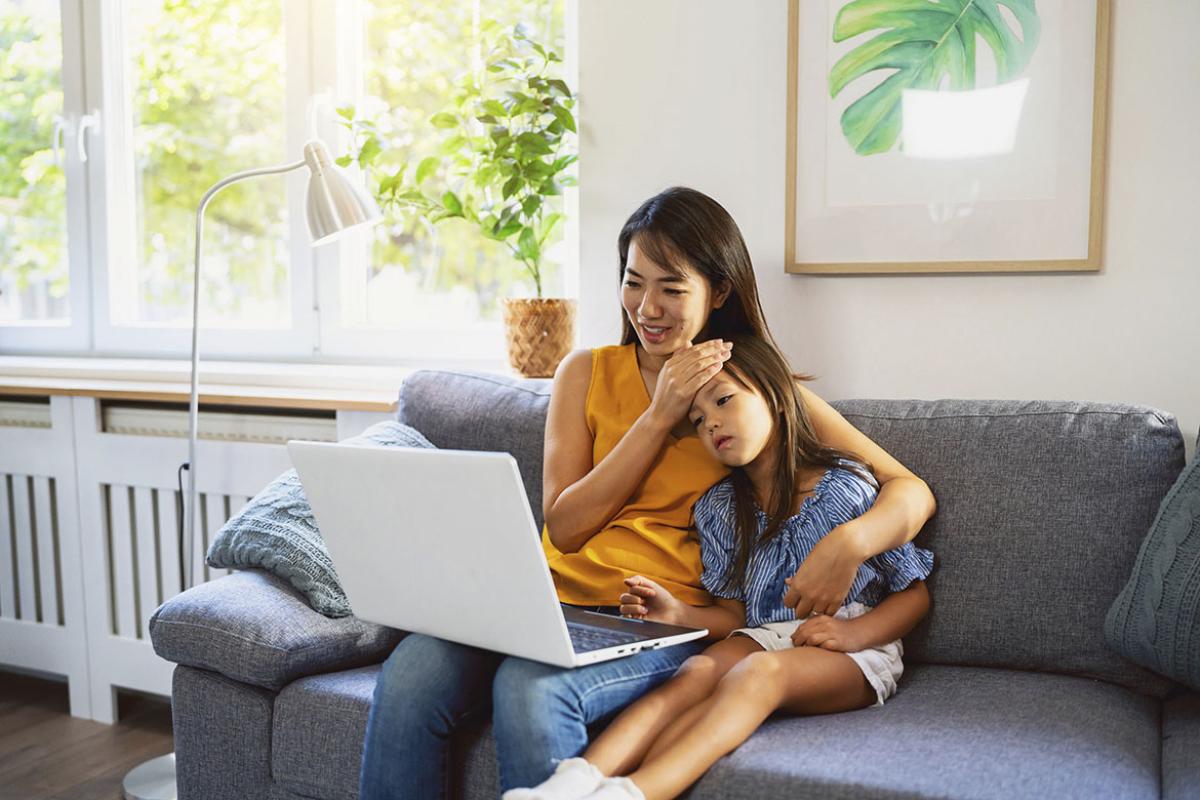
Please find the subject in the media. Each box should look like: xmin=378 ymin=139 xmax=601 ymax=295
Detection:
xmin=0 ymin=473 xmax=62 ymax=626
xmin=0 ymin=399 xmax=52 ymax=429
xmin=101 ymin=405 xmax=337 ymax=444
xmin=0 ymin=395 xmax=392 ymax=723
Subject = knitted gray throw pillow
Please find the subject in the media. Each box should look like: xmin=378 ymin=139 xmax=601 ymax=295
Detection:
xmin=206 ymin=420 xmax=434 ymax=617
xmin=1105 ymin=451 xmax=1200 ymax=690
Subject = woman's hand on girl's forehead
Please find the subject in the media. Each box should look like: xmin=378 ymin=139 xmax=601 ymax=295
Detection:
xmin=647 ymin=339 xmax=733 ymax=427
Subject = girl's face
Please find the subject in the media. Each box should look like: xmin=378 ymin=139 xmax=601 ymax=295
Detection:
xmin=688 ymin=370 xmax=775 ymax=468
xmin=621 ymin=238 xmax=729 ymax=358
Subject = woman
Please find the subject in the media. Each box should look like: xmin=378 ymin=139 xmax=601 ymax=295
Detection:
xmin=358 ymin=187 xmax=936 ymax=797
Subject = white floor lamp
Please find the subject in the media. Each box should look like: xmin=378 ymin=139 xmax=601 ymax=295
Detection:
xmin=122 ymin=138 xmax=381 ymax=800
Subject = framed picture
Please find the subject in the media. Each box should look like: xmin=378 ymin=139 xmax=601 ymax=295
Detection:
xmin=785 ymin=0 xmax=1111 ymax=274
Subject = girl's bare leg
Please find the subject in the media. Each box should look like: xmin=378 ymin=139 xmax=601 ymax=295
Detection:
xmin=638 ymin=636 xmax=770 ymax=762
xmin=627 ymin=646 xmax=875 ymax=800
xmin=642 ymin=694 xmax=715 ymax=762
xmin=583 ymin=636 xmax=762 ymax=777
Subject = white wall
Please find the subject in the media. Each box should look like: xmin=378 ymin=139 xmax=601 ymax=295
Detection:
xmin=576 ymin=0 xmax=1199 ymax=458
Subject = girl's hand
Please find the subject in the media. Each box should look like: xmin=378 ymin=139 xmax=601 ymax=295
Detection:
xmin=647 ymin=340 xmax=732 ymax=428
xmin=619 ymin=576 xmax=686 ymax=625
xmin=791 ymin=612 xmax=867 ymax=652
xmin=782 ymin=522 xmax=864 ymax=618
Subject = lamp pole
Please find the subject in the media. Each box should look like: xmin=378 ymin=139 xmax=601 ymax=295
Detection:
xmin=123 ymin=140 xmax=380 ymax=800
xmin=183 ymin=158 xmax=306 ymax=592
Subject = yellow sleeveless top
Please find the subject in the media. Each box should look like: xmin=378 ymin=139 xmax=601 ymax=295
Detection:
xmin=542 ymin=344 xmax=729 ymax=606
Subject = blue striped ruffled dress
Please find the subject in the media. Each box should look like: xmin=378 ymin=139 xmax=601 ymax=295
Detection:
xmin=693 ymin=464 xmax=934 ymax=629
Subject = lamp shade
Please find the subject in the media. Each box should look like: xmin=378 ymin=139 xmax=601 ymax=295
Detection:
xmin=303 ymin=139 xmax=382 ymax=245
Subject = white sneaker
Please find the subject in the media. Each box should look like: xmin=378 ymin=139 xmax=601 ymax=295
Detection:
xmin=502 ymin=758 xmax=605 ymax=800
xmin=582 ymin=776 xmax=646 ymax=800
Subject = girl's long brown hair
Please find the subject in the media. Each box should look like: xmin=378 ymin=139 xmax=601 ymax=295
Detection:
xmin=717 ymin=336 xmax=875 ymax=596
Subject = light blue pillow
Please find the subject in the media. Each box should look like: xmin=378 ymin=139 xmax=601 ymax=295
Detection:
xmin=206 ymin=421 xmax=434 ymax=617
xmin=1105 ymin=451 xmax=1200 ymax=690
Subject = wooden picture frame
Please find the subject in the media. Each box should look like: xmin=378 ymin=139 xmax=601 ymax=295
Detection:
xmin=785 ymin=0 xmax=1111 ymax=275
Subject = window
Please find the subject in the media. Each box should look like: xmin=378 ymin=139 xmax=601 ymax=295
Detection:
xmin=120 ymin=0 xmax=290 ymax=329
xmin=320 ymin=0 xmax=572 ymax=361
xmin=0 ymin=2 xmax=68 ymax=323
xmin=0 ymin=0 xmax=574 ymax=363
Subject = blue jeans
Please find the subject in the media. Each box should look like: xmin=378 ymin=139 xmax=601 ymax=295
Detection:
xmin=358 ymin=632 xmax=707 ymax=798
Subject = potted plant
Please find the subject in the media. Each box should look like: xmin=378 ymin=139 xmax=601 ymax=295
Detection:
xmin=338 ymin=21 xmax=577 ymax=377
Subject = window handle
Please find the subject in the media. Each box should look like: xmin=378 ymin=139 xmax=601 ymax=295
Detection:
xmin=77 ymin=113 xmax=98 ymax=163
xmin=52 ymin=115 xmax=66 ymax=166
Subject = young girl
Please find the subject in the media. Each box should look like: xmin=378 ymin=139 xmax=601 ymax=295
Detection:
xmin=506 ymin=336 xmax=935 ymax=800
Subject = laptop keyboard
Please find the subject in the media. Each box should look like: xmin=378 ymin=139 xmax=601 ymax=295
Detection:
xmin=567 ymin=622 xmax=645 ymax=653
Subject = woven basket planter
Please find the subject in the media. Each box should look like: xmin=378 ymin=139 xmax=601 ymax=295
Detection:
xmin=502 ymin=298 xmax=577 ymax=378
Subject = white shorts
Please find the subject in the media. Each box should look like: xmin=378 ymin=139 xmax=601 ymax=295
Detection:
xmin=730 ymin=601 xmax=904 ymax=706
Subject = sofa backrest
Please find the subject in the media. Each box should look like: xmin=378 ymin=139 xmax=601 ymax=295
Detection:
xmin=832 ymin=399 xmax=1184 ymax=697
xmin=398 ymin=371 xmax=552 ymax=530
xmin=399 ymin=371 xmax=1185 ymax=696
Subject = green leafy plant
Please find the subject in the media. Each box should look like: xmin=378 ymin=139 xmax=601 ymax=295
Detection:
xmin=829 ymin=0 xmax=1041 ymax=155
xmin=339 ymin=21 xmax=576 ymax=298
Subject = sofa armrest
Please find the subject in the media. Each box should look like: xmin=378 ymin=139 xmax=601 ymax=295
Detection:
xmin=150 ymin=569 xmax=404 ymax=691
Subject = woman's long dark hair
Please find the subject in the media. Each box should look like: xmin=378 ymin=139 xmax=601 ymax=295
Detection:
xmin=617 ymin=187 xmax=775 ymax=347
xmin=717 ymin=336 xmax=875 ymax=596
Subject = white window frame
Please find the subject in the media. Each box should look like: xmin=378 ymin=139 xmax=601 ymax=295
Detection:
xmin=0 ymin=0 xmax=93 ymax=353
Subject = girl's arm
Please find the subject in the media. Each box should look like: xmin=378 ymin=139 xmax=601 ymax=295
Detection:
xmin=675 ymin=598 xmax=746 ymax=641
xmin=542 ymin=343 xmax=728 ymax=554
xmin=783 ymin=385 xmax=937 ymax=616
xmin=620 ymin=576 xmax=746 ymax=641
xmin=791 ymin=580 xmax=930 ymax=652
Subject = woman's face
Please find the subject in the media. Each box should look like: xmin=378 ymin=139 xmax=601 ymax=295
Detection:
xmin=621 ymin=238 xmax=729 ymax=358
xmin=687 ymin=371 xmax=775 ymax=468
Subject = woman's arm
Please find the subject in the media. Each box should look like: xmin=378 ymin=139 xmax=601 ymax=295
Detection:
xmin=783 ymin=386 xmax=937 ymax=617
xmin=800 ymin=384 xmax=937 ymax=553
xmin=542 ymin=350 xmax=668 ymax=553
xmin=791 ymin=581 xmax=930 ymax=652
xmin=542 ymin=343 xmax=729 ymax=554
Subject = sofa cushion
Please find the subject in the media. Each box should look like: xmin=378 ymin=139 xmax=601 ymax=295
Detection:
xmin=264 ymin=663 xmax=1162 ymax=800
xmin=832 ymin=399 xmax=1184 ymax=697
xmin=206 ymin=420 xmax=434 ymax=617
xmin=1105 ymin=452 xmax=1200 ymax=690
xmin=689 ymin=664 xmax=1160 ymax=800
xmin=398 ymin=370 xmax=552 ymax=530
xmin=149 ymin=570 xmax=403 ymax=692
xmin=1162 ymin=691 xmax=1200 ymax=800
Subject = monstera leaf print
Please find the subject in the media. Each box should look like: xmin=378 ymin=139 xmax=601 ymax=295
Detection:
xmin=829 ymin=0 xmax=1041 ymax=155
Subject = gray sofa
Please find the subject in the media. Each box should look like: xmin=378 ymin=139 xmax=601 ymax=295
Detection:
xmin=150 ymin=370 xmax=1200 ymax=800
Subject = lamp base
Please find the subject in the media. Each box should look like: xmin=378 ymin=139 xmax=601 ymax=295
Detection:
xmin=123 ymin=752 xmax=176 ymax=800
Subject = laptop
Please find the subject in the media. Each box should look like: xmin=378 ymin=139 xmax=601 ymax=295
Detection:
xmin=286 ymin=441 xmax=708 ymax=668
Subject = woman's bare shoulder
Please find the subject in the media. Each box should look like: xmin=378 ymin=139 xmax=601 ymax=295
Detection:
xmin=553 ymin=348 xmax=593 ymax=387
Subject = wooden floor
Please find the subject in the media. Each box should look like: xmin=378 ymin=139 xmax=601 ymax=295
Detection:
xmin=0 ymin=670 xmax=174 ymax=800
